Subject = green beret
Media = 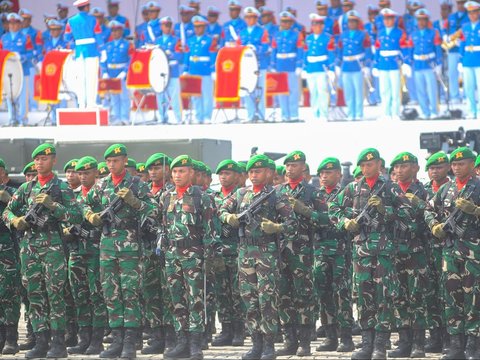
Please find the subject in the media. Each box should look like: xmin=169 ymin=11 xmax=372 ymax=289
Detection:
xmin=63 ymin=159 xmax=79 ymax=172
xmin=357 ymin=148 xmax=380 ymax=165
xmin=97 ymin=161 xmax=109 ymax=175
xmin=353 ymin=166 xmax=362 ymax=178
xmin=475 ymin=155 xmax=480 ymax=168
xmin=216 ymin=159 xmax=240 ymax=174
xmin=450 ymin=147 xmax=476 ymax=163
xmin=0 ymin=158 xmax=5 ymax=169
xmin=390 ymin=152 xmax=418 ymax=167
xmin=136 ymin=162 xmax=147 ymax=173
xmin=425 ymin=151 xmax=449 ymax=170
xmin=171 ymin=155 xmax=193 ymax=169
xmin=284 ymin=150 xmax=306 ymax=164
xmin=267 ymin=158 xmax=276 ymax=170
xmin=246 ymin=154 xmax=269 ymax=171
xmin=237 ymin=161 xmax=247 ymax=173
xmin=23 ymin=161 xmax=36 ymax=175
xmin=145 ymin=153 xmax=171 ymax=169
xmin=127 ymin=158 xmax=137 ymax=168
xmin=104 ymin=143 xmax=127 ymax=159
xmin=32 ymin=143 xmax=56 ymax=159
xmin=276 ymin=165 xmax=286 ymax=175
xmin=317 ymin=157 xmax=341 ymax=173
xmin=75 ymin=156 xmax=98 ymax=171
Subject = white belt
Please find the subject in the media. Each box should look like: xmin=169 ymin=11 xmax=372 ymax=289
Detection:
xmin=169 ymin=60 xmax=178 ymax=65
xmin=465 ymin=45 xmax=480 ymax=52
xmin=107 ymin=63 xmax=127 ymax=69
xmin=189 ymin=56 xmax=210 ymax=62
xmin=276 ymin=53 xmax=297 ymax=59
xmin=75 ymin=38 xmax=96 ymax=46
xmin=379 ymin=50 xmax=400 ymax=57
xmin=413 ymin=52 xmax=435 ymax=60
xmin=343 ymin=53 xmax=365 ymax=62
xmin=307 ymin=55 xmax=328 ymax=63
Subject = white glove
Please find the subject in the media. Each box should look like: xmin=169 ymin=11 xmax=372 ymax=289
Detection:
xmin=433 ymin=65 xmax=442 ymax=77
xmin=442 ymin=34 xmax=449 ymax=43
xmin=211 ymin=72 xmax=216 ymax=81
xmin=295 ymin=67 xmax=302 ymax=76
xmin=181 ymin=71 xmax=188 ymax=76
xmin=100 ymin=50 xmax=107 ymax=63
xmin=362 ymin=67 xmax=371 ymax=77
xmin=327 ymin=70 xmax=336 ymax=82
xmin=372 ymin=68 xmax=380 ymax=77
xmin=401 ymin=63 xmax=412 ymax=78
xmin=270 ymin=68 xmax=277 ymax=73
xmin=102 ymin=73 xmax=109 ymax=79
xmin=301 ymin=70 xmax=307 ymax=79
xmin=335 ymin=66 xmax=341 ymax=78
xmin=36 ymin=61 xmax=42 ymax=73
xmin=116 ymin=71 xmax=126 ymax=80
xmin=457 ymin=63 xmax=464 ymax=74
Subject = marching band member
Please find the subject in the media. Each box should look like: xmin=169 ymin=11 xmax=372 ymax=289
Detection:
xmin=155 ymin=16 xmax=182 ymax=124
xmin=41 ymin=14 xmax=57 ymax=44
xmin=135 ymin=5 xmax=149 ymax=48
xmin=206 ymin=6 xmax=222 ymax=41
xmin=315 ymin=1 xmax=339 ymax=36
xmin=328 ymin=0 xmax=343 ymax=20
xmin=434 ymin=0 xmax=453 ymax=103
xmin=375 ymin=0 xmax=405 ymax=32
xmin=404 ymin=1 xmax=424 ymax=35
xmin=183 ymin=15 xmax=217 ymax=124
xmin=337 ymin=0 xmax=356 ymax=34
xmin=144 ymin=1 xmax=161 ymax=45
xmin=260 ymin=6 xmax=279 ymax=38
xmin=90 ymin=7 xmax=111 ymax=46
xmin=56 ymin=2 xmax=69 ymax=29
xmin=284 ymin=6 xmax=307 ymax=35
xmin=365 ymin=5 xmax=381 ymax=105
xmin=221 ymin=0 xmax=246 ymax=47
xmin=188 ymin=0 xmax=203 ymax=17
xmin=174 ymin=5 xmax=195 ymax=42
xmin=106 ymin=0 xmax=131 ymax=37
xmin=304 ymin=13 xmax=335 ymax=121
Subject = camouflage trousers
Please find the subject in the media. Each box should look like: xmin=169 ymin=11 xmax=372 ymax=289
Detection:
xmin=142 ymin=252 xmax=163 ymax=329
xmin=443 ymin=250 xmax=480 ymax=336
xmin=354 ymin=254 xmax=398 ymax=332
xmin=160 ymin=265 xmax=175 ymax=326
xmin=313 ymin=254 xmax=354 ymax=329
xmin=205 ymin=257 xmax=217 ymax=324
xmin=68 ymin=251 xmax=108 ymax=328
xmin=239 ymin=244 xmax=280 ymax=336
xmin=0 ymin=246 xmax=21 ymax=325
xmin=20 ymin=243 xmax=67 ymax=332
xmin=165 ymin=250 xmax=205 ymax=333
xmin=100 ymin=250 xmax=142 ymax=329
xmin=393 ymin=251 xmax=428 ymax=330
xmin=425 ymin=247 xmax=445 ymax=329
xmin=214 ymin=255 xmax=243 ymax=323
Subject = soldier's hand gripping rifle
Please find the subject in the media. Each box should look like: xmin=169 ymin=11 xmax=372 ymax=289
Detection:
xmin=24 ymin=183 xmax=55 ymax=229
xmin=354 ymin=183 xmax=386 ymax=227
xmin=69 ymin=224 xmax=91 ymax=240
xmin=237 ymin=188 xmax=276 ymax=239
xmin=442 ymin=187 xmax=475 ymax=248
xmin=99 ymin=185 xmax=137 ymax=236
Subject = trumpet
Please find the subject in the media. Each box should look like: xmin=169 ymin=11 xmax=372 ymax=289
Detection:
xmin=441 ymin=29 xmax=462 ymax=51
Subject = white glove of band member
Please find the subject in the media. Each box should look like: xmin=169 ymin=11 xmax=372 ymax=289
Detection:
xmin=102 ymin=73 xmax=109 ymax=79
xmin=401 ymin=63 xmax=412 ymax=78
xmin=372 ymin=68 xmax=380 ymax=77
xmin=433 ymin=65 xmax=442 ymax=77
xmin=211 ymin=72 xmax=217 ymax=81
xmin=335 ymin=65 xmax=341 ymax=78
xmin=327 ymin=70 xmax=336 ymax=82
xmin=362 ymin=67 xmax=371 ymax=77
xmin=457 ymin=63 xmax=464 ymax=74
xmin=116 ymin=71 xmax=126 ymax=80
xmin=295 ymin=67 xmax=302 ymax=76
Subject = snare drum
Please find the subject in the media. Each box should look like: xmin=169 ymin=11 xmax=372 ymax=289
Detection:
xmin=0 ymin=50 xmax=23 ymax=102
xmin=127 ymin=47 xmax=170 ymax=93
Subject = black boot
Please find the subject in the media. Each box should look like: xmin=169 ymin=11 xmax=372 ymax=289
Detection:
xmin=372 ymin=331 xmax=390 ymax=360
xmin=141 ymin=326 xmax=165 ymax=354
xmin=212 ymin=322 xmax=233 ymax=346
xmin=471 ymin=337 xmax=480 ymax=360
xmin=337 ymin=327 xmax=355 ymax=352
xmin=261 ymin=334 xmax=275 ymax=360
xmin=100 ymin=328 xmax=124 ymax=358
xmin=164 ymin=325 xmax=176 ymax=352
xmin=296 ymin=324 xmax=311 ymax=356
xmin=46 ymin=330 xmax=68 ymax=358
xmin=201 ymin=321 xmax=210 ymax=350
xmin=351 ymin=329 xmax=374 ymax=360
xmin=352 ymin=321 xmax=362 ymax=336
xmin=465 ymin=335 xmax=476 ymax=360
xmin=442 ymin=334 xmax=465 ymax=359
xmin=242 ymin=332 xmax=263 ymax=360
xmin=190 ymin=332 xmax=204 ymax=360
xmin=443 ymin=328 xmax=450 ymax=355
xmin=388 ymin=328 xmax=412 ymax=358
xmin=120 ymin=327 xmax=137 ymax=358
xmin=410 ymin=329 xmax=426 ymax=358
xmin=2 ymin=324 xmax=18 ymax=355
xmin=164 ymin=330 xmax=190 ymax=359
xmin=316 ymin=325 xmax=326 ymax=338
xmin=104 ymin=327 xmax=115 ymax=344
xmin=315 ymin=324 xmax=338 ymax=351
xmin=85 ymin=327 xmax=104 ymax=355
xmin=0 ymin=324 xmax=5 ymax=352
xmin=310 ymin=324 xmax=317 ymax=341
xmin=25 ymin=331 xmax=49 ymax=359
xmin=425 ymin=327 xmax=443 ymax=353
xmin=67 ymin=326 xmax=91 ymax=354
xmin=19 ymin=320 xmax=35 ymax=351
xmin=232 ymin=320 xmax=245 ymax=346
xmin=65 ymin=322 xmax=78 ymax=347
xmin=275 ymin=324 xmax=297 ymax=356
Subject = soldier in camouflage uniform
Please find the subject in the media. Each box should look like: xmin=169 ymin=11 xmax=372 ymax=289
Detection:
xmin=63 ymin=156 xmax=108 ymax=355
xmin=275 ymin=151 xmax=327 ymax=357
xmin=97 ymin=162 xmax=110 ymax=179
xmin=159 ymin=155 xmax=217 ymax=360
xmin=425 ymin=147 xmax=480 ymax=360
xmin=329 ymin=148 xmax=413 ymax=360
xmin=219 ymin=154 xmax=298 ymax=360
xmin=315 ymin=157 xmax=355 ymax=353
xmin=423 ymin=151 xmax=451 ymax=353
xmin=83 ymin=144 xmax=158 ymax=359
xmin=0 ymin=159 xmax=21 ymax=355
xmin=2 ymin=143 xmax=83 ymax=359
xmin=388 ymin=152 xmax=429 ymax=358
xmin=212 ymin=160 xmax=244 ymax=347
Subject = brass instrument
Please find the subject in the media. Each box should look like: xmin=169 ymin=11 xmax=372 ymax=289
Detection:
xmin=441 ymin=29 xmax=463 ymax=51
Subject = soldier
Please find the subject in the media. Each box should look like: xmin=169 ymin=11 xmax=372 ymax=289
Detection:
xmin=23 ymin=161 xmax=37 ymax=183
xmin=271 ymin=11 xmax=304 ymax=122
xmin=388 ymin=152 xmax=429 ymax=358
xmin=159 ymin=155 xmax=216 ymax=360
xmin=64 ymin=156 xmax=108 ymax=355
xmin=173 ymin=5 xmax=195 ymax=45
xmin=126 ymin=158 xmax=137 ymax=176
xmin=276 ymin=151 xmax=327 ymax=357
xmin=237 ymin=162 xmax=248 ymax=187
xmin=206 ymin=6 xmax=222 ymax=40
xmin=135 ymin=5 xmax=149 ymax=48
xmin=90 ymin=7 xmax=111 ymax=45
xmin=0 ymin=159 xmax=21 ymax=355
xmin=315 ymin=157 xmax=355 ymax=353
xmin=284 ymin=6 xmax=306 ymax=35
xmin=329 ymin=0 xmax=343 ymax=20
xmin=273 ymin=165 xmax=286 ymax=186
xmin=64 ymin=159 xmax=81 ymax=192
xmin=145 ymin=1 xmax=161 ymax=45
xmin=57 ymin=2 xmax=69 ymax=29
xmin=105 ymin=0 xmax=130 ymax=37
xmin=425 ymin=147 xmax=480 ymax=359
xmin=2 ymin=143 xmax=83 ymax=358
xmin=434 ymin=0 xmax=453 ymax=104
xmin=219 ymin=154 xmax=298 ymax=360
xmin=82 ymin=144 xmax=157 ymax=359
xmin=97 ymin=162 xmax=110 ymax=179
xmin=221 ymin=0 xmax=247 ymax=47
xmin=337 ymin=0 xmax=356 ymax=34
xmin=329 ymin=148 xmax=413 ymax=360
xmin=136 ymin=163 xmax=148 ymax=182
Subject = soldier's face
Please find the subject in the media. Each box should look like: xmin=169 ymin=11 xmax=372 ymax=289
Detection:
xmin=342 ymin=4 xmax=353 ymax=13
xmin=383 ymin=16 xmax=395 ymax=28
xmin=78 ymin=169 xmax=97 ymax=188
xmin=348 ymin=19 xmax=359 ymax=30
xmin=249 ymin=168 xmax=268 ymax=185
xmin=9 ymin=21 xmax=21 ymax=33
xmin=161 ymin=23 xmax=172 ymax=34
xmin=229 ymin=8 xmax=240 ymax=19
xmin=417 ymin=18 xmax=428 ymax=29
xmin=50 ymin=28 xmax=61 ymax=38
xmin=126 ymin=167 xmax=137 ymax=176
xmin=172 ymin=167 xmax=193 ymax=187
xmin=468 ymin=9 xmax=479 ymax=22
xmin=108 ymin=4 xmax=119 ymax=16
xmin=139 ymin=173 xmax=150 ymax=182
xmin=312 ymin=23 xmax=324 ymax=34
xmin=273 ymin=173 xmax=285 ymax=186
xmin=457 ymin=1 xmax=466 ymax=12
xmin=317 ymin=7 xmax=328 ymax=16
xmin=34 ymin=155 xmax=56 ymax=175
xmin=319 ymin=169 xmax=341 ymax=187
xmin=451 ymin=159 xmax=474 ymax=180
xmin=245 ymin=15 xmax=258 ymax=27
xmin=181 ymin=13 xmax=192 ymax=22
xmin=58 ymin=8 xmax=68 ymax=19
xmin=148 ymin=165 xmax=169 ymax=184
xmin=148 ymin=10 xmax=160 ymax=20
xmin=207 ymin=14 xmax=218 ymax=24
xmin=194 ymin=24 xmax=206 ymax=36
xmin=331 ymin=0 xmax=341 ymax=7
xmin=219 ymin=170 xmax=238 ymax=188
xmin=360 ymin=159 xmax=381 ymax=178
xmin=261 ymin=13 xmax=272 ymax=24
xmin=66 ymin=169 xmax=80 ymax=188
xmin=111 ymin=28 xmax=123 ymax=40
xmin=441 ymin=5 xmax=452 ymax=18
xmin=394 ymin=163 xmax=416 ymax=183
xmin=429 ymin=163 xmax=450 ymax=182
xmin=238 ymin=173 xmax=248 ymax=186
xmin=285 ymin=162 xmax=306 ymax=180
xmin=142 ymin=10 xmax=149 ymax=22
xmin=280 ymin=20 xmax=293 ymax=30
xmin=106 ymin=156 xmax=126 ymax=176
xmin=25 ymin=173 xmax=36 ymax=182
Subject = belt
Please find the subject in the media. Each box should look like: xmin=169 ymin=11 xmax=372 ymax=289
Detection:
xmin=107 ymin=63 xmax=127 ymax=69
xmin=413 ymin=52 xmax=435 ymax=60
xmin=465 ymin=45 xmax=480 ymax=52
xmin=276 ymin=53 xmax=297 ymax=59
xmin=240 ymin=236 xmax=276 ymax=246
xmin=343 ymin=53 xmax=365 ymax=61
xmin=307 ymin=55 xmax=328 ymax=63
xmin=75 ymin=38 xmax=96 ymax=46
xmin=169 ymin=238 xmax=202 ymax=248
xmin=379 ymin=50 xmax=400 ymax=57
xmin=169 ymin=60 xmax=178 ymax=65
xmin=189 ymin=56 xmax=210 ymax=62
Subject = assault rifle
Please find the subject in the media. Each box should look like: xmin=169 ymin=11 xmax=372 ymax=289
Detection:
xmin=237 ymin=188 xmax=276 ymax=238
xmin=443 ymin=187 xmax=475 ymax=248
xmin=355 ymin=183 xmax=386 ymax=226
xmin=24 ymin=183 xmax=55 ymax=229
xmin=99 ymin=195 xmax=126 ymax=236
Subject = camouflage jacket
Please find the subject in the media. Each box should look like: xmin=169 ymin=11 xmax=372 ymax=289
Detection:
xmin=84 ymin=172 xmax=158 ymax=254
xmin=219 ymin=184 xmax=298 ymax=251
xmin=3 ymin=175 xmax=82 ymax=247
xmin=0 ymin=185 xmax=17 ymax=244
xmin=214 ymin=186 xmax=240 ymax=252
xmin=150 ymin=182 xmax=175 ymax=204
xmin=425 ymin=177 xmax=480 ymax=260
xmin=329 ymin=175 xmax=414 ymax=257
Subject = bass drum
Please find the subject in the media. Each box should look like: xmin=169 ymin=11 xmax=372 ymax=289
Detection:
xmin=238 ymin=46 xmax=259 ymax=97
xmin=149 ymin=47 xmax=170 ymax=93
xmin=60 ymin=51 xmax=79 ymax=100
xmin=2 ymin=52 xmax=23 ymax=100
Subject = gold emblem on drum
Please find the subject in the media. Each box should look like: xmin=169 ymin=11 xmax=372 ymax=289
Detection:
xmin=222 ymin=59 xmax=235 ymax=73
xmin=45 ymin=63 xmax=57 ymax=76
xmin=132 ymin=60 xmax=144 ymax=74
